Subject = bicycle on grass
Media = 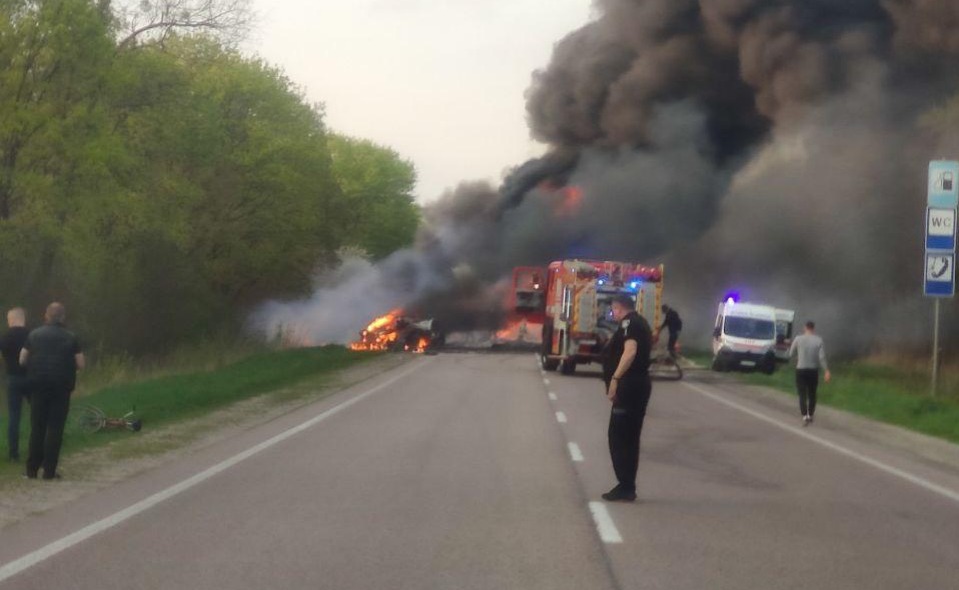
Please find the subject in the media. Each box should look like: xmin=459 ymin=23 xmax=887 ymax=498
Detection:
xmin=73 ymin=405 xmax=142 ymax=433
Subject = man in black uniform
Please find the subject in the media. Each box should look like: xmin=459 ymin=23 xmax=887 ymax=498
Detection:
xmin=20 ymin=302 xmax=85 ymax=480
xmin=601 ymin=294 xmax=653 ymax=502
xmin=1 ymin=307 xmax=30 ymax=461
xmin=658 ymin=304 xmax=682 ymax=358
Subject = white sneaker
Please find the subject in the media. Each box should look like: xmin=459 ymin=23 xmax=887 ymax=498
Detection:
xmin=802 ymin=415 xmax=811 ymax=427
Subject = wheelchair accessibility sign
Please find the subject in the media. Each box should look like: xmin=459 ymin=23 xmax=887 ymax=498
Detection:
xmin=925 ymin=253 xmax=955 ymax=297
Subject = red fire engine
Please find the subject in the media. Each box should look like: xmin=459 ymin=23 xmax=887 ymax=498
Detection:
xmin=539 ymin=260 xmax=664 ymax=375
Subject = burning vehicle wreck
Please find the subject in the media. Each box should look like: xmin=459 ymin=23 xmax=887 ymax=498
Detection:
xmin=349 ymin=309 xmax=436 ymax=353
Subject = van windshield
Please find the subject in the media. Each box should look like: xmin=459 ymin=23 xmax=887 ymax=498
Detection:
xmin=724 ymin=317 xmax=775 ymax=340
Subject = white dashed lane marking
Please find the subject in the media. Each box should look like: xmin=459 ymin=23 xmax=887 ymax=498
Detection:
xmin=556 ymin=411 xmax=568 ymax=424
xmin=589 ymin=502 xmax=623 ymax=544
xmin=568 ymin=442 xmax=584 ymax=462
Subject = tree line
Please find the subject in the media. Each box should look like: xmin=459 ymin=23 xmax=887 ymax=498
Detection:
xmin=0 ymin=0 xmax=419 ymax=355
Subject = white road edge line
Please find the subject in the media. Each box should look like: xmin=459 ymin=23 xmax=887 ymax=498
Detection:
xmin=683 ymin=381 xmax=959 ymax=505
xmin=543 ymin=378 xmax=551 ymax=386
xmin=0 ymin=359 xmax=432 ymax=584
xmin=588 ymin=502 xmax=623 ymax=544
xmin=556 ymin=411 xmax=568 ymax=424
xmin=548 ymin=392 xmax=558 ymax=401
xmin=568 ymin=442 xmax=584 ymax=462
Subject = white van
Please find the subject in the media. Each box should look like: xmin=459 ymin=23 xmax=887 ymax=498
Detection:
xmin=711 ymin=301 xmax=778 ymax=373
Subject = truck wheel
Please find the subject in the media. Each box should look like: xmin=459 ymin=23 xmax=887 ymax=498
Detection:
xmin=559 ymin=359 xmax=576 ymax=375
xmin=541 ymin=354 xmax=559 ymax=371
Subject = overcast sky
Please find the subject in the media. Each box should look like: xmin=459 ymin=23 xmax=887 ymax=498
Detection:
xmin=247 ymin=0 xmax=593 ymax=202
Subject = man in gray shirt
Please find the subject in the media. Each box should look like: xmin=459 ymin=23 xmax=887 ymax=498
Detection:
xmin=788 ymin=321 xmax=831 ymax=426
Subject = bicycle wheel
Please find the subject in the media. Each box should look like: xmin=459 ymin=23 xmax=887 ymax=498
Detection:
xmin=73 ymin=405 xmax=106 ymax=434
xmin=650 ymin=358 xmax=683 ymax=381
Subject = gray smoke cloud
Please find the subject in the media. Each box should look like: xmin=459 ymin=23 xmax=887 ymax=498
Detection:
xmin=256 ymin=0 xmax=959 ymax=355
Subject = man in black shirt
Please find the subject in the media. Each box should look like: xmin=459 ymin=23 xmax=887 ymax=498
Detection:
xmin=20 ymin=302 xmax=85 ymax=480
xmin=601 ymin=294 xmax=653 ymax=502
xmin=1 ymin=308 xmax=30 ymax=461
xmin=658 ymin=304 xmax=682 ymax=358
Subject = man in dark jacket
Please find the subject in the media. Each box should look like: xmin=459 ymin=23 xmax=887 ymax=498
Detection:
xmin=658 ymin=304 xmax=682 ymax=358
xmin=20 ymin=302 xmax=85 ymax=480
xmin=601 ymin=294 xmax=653 ymax=502
xmin=1 ymin=308 xmax=30 ymax=461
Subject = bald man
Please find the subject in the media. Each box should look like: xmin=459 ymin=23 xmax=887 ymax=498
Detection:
xmin=20 ymin=302 xmax=85 ymax=480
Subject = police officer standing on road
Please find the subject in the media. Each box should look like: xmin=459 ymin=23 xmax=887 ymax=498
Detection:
xmin=601 ymin=294 xmax=653 ymax=502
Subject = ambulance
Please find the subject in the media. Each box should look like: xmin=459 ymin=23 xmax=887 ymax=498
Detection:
xmin=711 ymin=299 xmax=778 ymax=374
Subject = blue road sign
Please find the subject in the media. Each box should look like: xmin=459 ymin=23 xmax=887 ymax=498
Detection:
xmin=926 ymin=207 xmax=957 ymax=250
xmin=925 ymin=252 xmax=955 ymax=297
xmin=928 ymin=161 xmax=959 ymax=208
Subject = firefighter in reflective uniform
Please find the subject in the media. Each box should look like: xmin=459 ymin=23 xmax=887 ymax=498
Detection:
xmin=601 ymin=294 xmax=653 ymax=502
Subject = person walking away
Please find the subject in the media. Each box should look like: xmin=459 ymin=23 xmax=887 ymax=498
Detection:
xmin=788 ymin=321 xmax=831 ymax=426
xmin=601 ymin=294 xmax=653 ymax=502
xmin=20 ymin=302 xmax=85 ymax=479
xmin=658 ymin=305 xmax=682 ymax=359
xmin=1 ymin=308 xmax=30 ymax=461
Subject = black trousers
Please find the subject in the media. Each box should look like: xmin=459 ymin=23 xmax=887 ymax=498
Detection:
xmin=667 ymin=330 xmax=680 ymax=356
xmin=795 ymin=369 xmax=819 ymax=417
xmin=7 ymin=374 xmax=29 ymax=458
xmin=607 ymin=377 xmax=651 ymax=492
xmin=27 ymin=385 xmax=71 ymax=479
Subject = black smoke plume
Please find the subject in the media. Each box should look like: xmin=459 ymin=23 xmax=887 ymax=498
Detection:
xmin=256 ymin=0 xmax=959 ymax=354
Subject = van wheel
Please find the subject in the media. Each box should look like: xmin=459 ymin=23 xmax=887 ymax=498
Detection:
xmin=559 ymin=359 xmax=576 ymax=375
xmin=761 ymin=356 xmax=777 ymax=375
xmin=711 ymin=358 xmax=726 ymax=372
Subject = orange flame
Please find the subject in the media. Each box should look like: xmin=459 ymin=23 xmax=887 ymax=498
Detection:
xmin=556 ymin=186 xmax=584 ymax=217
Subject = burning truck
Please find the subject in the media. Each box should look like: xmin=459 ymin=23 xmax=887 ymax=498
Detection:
xmin=491 ymin=266 xmax=547 ymax=349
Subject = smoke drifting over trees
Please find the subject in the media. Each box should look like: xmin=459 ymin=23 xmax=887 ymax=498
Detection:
xmin=260 ymin=0 xmax=959 ymax=353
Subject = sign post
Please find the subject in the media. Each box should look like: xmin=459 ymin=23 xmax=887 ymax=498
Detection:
xmin=925 ymin=160 xmax=958 ymax=395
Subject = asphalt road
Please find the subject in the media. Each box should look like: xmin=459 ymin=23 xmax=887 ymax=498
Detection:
xmin=1 ymin=353 xmax=958 ymax=589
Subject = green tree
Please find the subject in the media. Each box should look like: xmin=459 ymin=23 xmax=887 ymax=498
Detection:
xmin=0 ymin=0 xmax=117 ymax=306
xmin=328 ymin=135 xmax=419 ymax=259
xmin=0 ymin=1 xmax=420 ymax=356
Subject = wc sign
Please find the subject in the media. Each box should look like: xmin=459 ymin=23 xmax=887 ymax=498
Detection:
xmin=926 ymin=208 xmax=956 ymax=250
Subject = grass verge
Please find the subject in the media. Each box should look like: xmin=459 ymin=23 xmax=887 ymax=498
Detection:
xmin=0 ymin=346 xmax=380 ymax=478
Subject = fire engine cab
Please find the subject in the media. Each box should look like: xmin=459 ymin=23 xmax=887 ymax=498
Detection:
xmin=540 ymin=260 xmax=664 ymax=375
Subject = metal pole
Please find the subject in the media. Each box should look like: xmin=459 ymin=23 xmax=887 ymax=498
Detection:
xmin=932 ymin=298 xmax=940 ymax=397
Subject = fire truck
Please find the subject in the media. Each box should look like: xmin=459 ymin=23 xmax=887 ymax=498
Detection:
xmin=540 ymin=260 xmax=664 ymax=375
